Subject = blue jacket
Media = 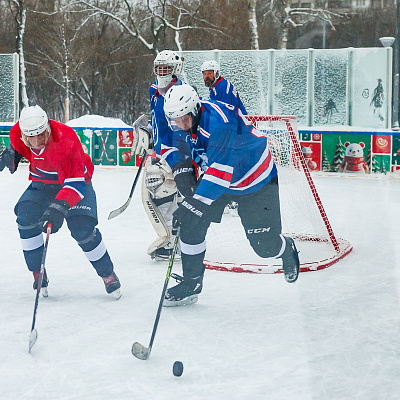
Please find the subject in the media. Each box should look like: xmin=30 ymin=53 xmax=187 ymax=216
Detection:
xmin=150 ymin=78 xmax=189 ymax=166
xmin=185 ymin=100 xmax=277 ymax=205
xmin=208 ymin=77 xmax=247 ymax=115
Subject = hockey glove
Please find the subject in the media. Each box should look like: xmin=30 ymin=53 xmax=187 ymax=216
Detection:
xmin=173 ymin=196 xmax=208 ymax=230
xmin=0 ymin=144 xmax=23 ymax=174
xmin=132 ymin=124 xmax=155 ymax=156
xmin=173 ymin=159 xmax=198 ymax=197
xmin=40 ymin=199 xmax=70 ymax=234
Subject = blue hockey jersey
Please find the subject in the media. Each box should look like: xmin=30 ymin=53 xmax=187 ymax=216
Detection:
xmin=186 ymin=100 xmax=277 ymax=205
xmin=150 ymin=78 xmax=190 ymax=166
xmin=208 ymin=77 xmax=247 ymax=115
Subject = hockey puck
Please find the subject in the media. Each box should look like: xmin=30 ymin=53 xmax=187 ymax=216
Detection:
xmin=173 ymin=361 xmax=184 ymax=377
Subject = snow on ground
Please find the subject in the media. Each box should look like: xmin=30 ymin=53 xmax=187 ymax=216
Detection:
xmin=1 ymin=165 xmax=400 ymax=400
xmin=66 ymin=115 xmax=132 ymax=129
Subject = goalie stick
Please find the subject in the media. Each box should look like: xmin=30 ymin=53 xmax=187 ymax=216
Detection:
xmin=108 ymin=114 xmax=151 ymax=220
xmin=29 ymin=223 xmax=52 ymax=353
xmin=108 ymin=152 xmax=146 ymax=220
xmin=132 ymin=225 xmax=181 ymax=360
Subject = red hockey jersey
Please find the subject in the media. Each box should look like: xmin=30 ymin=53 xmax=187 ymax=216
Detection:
xmin=10 ymin=120 xmax=94 ymax=207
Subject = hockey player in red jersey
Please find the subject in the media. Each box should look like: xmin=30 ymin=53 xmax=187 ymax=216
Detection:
xmin=0 ymin=105 xmax=121 ymax=298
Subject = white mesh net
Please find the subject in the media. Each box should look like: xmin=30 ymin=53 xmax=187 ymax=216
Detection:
xmin=204 ymin=116 xmax=352 ymax=274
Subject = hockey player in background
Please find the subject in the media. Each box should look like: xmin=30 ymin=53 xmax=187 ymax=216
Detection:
xmin=132 ymin=50 xmax=195 ymax=261
xmin=162 ymin=85 xmax=300 ymax=307
xmin=0 ymin=105 xmax=121 ymax=299
xmin=201 ymin=60 xmax=248 ymax=115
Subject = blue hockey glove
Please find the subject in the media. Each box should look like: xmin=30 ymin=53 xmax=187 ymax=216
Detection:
xmin=173 ymin=159 xmax=198 ymax=197
xmin=173 ymin=197 xmax=208 ymax=230
xmin=40 ymin=199 xmax=70 ymax=234
xmin=0 ymin=144 xmax=23 ymax=174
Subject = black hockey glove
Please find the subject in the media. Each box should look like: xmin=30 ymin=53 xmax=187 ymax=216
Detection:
xmin=0 ymin=144 xmax=23 ymax=174
xmin=173 ymin=196 xmax=208 ymax=230
xmin=40 ymin=199 xmax=70 ymax=234
xmin=173 ymin=159 xmax=198 ymax=197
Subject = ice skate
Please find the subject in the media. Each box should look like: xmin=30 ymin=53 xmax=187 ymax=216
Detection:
xmin=33 ymin=270 xmax=49 ymax=298
xmin=102 ymin=271 xmax=121 ymax=299
xmin=151 ymin=246 xmax=181 ymax=261
xmin=281 ymin=237 xmax=300 ymax=283
xmin=163 ymin=273 xmax=203 ymax=307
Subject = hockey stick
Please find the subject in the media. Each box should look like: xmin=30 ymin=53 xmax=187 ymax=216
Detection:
xmin=107 ymin=152 xmax=146 ymax=220
xmin=29 ymin=223 xmax=52 ymax=353
xmin=132 ymin=225 xmax=181 ymax=360
xmin=101 ymin=132 xmax=115 ymax=162
xmin=95 ymin=132 xmax=114 ymax=162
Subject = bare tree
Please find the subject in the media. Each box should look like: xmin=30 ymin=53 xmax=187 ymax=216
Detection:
xmin=75 ymin=0 xmax=227 ymax=53
xmin=249 ymin=0 xmax=260 ymax=50
xmin=8 ymin=0 xmax=29 ymax=107
xmin=263 ymin=0 xmax=351 ymax=49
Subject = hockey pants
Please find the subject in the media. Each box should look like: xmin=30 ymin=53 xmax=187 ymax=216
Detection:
xmin=15 ymin=182 xmax=114 ymax=277
xmin=179 ymin=177 xmax=286 ymax=279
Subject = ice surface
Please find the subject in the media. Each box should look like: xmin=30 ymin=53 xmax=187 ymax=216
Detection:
xmin=1 ymin=166 xmax=400 ymax=400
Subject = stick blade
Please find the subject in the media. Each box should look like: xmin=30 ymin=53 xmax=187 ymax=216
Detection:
xmin=29 ymin=329 xmax=38 ymax=353
xmin=108 ymin=199 xmax=131 ymax=220
xmin=132 ymin=342 xmax=151 ymax=360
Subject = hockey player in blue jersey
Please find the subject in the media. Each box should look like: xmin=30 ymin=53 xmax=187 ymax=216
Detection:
xmin=162 ymin=85 xmax=300 ymax=307
xmin=131 ymin=50 xmax=193 ymax=261
xmin=201 ymin=60 xmax=247 ymax=115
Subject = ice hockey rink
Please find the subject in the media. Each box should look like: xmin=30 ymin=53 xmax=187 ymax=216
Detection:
xmin=1 ymin=165 xmax=399 ymax=400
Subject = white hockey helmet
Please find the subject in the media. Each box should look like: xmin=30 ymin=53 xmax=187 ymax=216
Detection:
xmin=154 ymin=50 xmax=184 ymax=89
xmin=164 ymin=85 xmax=200 ymax=119
xmin=19 ymin=105 xmax=49 ymax=136
xmin=201 ymin=60 xmax=220 ymax=75
xmin=164 ymin=85 xmax=201 ymax=131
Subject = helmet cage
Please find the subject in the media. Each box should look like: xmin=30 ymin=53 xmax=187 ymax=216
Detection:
xmin=154 ymin=50 xmax=184 ymax=88
xmin=21 ymin=128 xmax=50 ymax=148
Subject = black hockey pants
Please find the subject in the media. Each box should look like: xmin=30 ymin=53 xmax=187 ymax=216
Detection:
xmin=15 ymin=181 xmax=114 ymax=277
xmin=179 ymin=176 xmax=285 ymax=279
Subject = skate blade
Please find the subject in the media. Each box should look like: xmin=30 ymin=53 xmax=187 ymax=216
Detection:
xmin=153 ymin=255 xmax=181 ymax=262
xmin=163 ymin=294 xmax=198 ymax=307
xmin=41 ymin=287 xmax=48 ymax=298
xmin=111 ymin=289 xmax=122 ymax=300
xmin=29 ymin=329 xmax=38 ymax=353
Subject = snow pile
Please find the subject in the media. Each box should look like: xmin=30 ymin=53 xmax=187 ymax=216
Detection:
xmin=66 ymin=115 xmax=132 ymax=129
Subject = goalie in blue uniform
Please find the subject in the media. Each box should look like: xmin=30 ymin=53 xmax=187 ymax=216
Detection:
xmin=162 ymin=85 xmax=300 ymax=307
xmin=132 ymin=50 xmax=192 ymax=261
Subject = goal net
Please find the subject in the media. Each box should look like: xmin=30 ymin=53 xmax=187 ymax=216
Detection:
xmin=203 ymin=115 xmax=352 ymax=274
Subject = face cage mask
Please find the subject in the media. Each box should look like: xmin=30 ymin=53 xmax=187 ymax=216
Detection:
xmin=21 ymin=128 xmax=50 ymax=149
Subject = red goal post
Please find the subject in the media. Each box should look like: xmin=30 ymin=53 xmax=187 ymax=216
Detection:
xmin=203 ymin=115 xmax=352 ymax=274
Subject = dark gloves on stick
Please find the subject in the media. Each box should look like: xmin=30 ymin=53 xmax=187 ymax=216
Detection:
xmin=172 ymin=158 xmax=198 ymax=197
xmin=40 ymin=199 xmax=70 ymax=234
xmin=0 ymin=145 xmax=23 ymax=174
xmin=173 ymin=196 xmax=208 ymax=230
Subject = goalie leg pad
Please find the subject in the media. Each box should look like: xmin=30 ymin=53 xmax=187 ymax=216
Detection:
xmin=142 ymin=160 xmax=180 ymax=257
